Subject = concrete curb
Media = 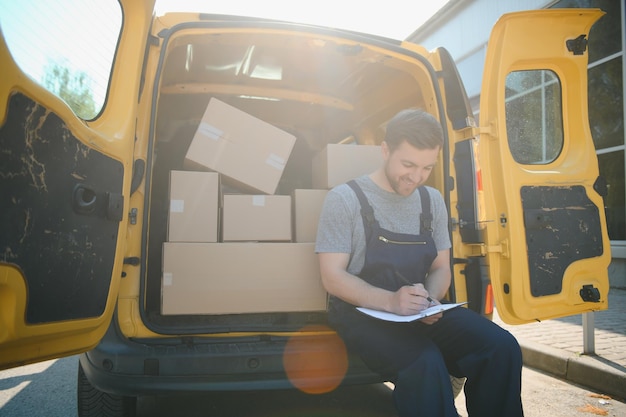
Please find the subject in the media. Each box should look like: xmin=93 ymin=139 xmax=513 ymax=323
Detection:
xmin=520 ymin=340 xmax=626 ymax=400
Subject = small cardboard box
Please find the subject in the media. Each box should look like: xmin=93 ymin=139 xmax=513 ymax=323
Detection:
xmin=168 ymin=171 xmax=219 ymax=242
xmin=222 ymin=194 xmax=292 ymax=241
xmin=292 ymin=189 xmax=328 ymax=243
xmin=312 ymin=144 xmax=382 ymax=189
xmin=184 ymin=98 xmax=296 ymax=194
xmin=161 ymin=242 xmax=327 ymax=315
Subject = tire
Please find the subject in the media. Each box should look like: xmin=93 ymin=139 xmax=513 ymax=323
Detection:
xmin=77 ymin=362 xmax=137 ymax=417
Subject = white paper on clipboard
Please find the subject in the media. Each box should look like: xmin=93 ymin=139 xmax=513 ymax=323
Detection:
xmin=356 ymin=302 xmax=467 ymax=322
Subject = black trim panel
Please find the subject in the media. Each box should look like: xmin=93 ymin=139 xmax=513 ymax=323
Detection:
xmin=0 ymin=93 xmax=123 ymax=323
xmin=521 ymin=185 xmax=603 ymax=297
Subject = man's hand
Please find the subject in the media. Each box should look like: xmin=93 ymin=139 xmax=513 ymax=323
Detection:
xmin=390 ymin=284 xmax=429 ymax=313
xmin=389 ymin=284 xmax=442 ymax=325
xmin=419 ymin=298 xmax=442 ymax=325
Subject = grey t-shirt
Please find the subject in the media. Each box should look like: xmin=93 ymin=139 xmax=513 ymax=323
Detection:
xmin=315 ymin=175 xmax=451 ymax=275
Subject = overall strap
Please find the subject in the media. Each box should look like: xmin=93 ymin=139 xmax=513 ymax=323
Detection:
xmin=418 ymin=186 xmax=433 ymax=236
xmin=347 ymin=180 xmax=378 ymax=239
xmin=348 ymin=180 xmax=432 ymax=237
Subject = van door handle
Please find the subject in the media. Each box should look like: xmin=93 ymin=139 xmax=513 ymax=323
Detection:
xmin=73 ymin=184 xmax=97 ymax=214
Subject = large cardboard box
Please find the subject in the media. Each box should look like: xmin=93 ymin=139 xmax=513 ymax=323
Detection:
xmin=168 ymin=171 xmax=219 ymax=242
xmin=292 ymin=189 xmax=328 ymax=243
xmin=222 ymin=194 xmax=292 ymax=241
xmin=184 ymin=98 xmax=296 ymax=194
xmin=312 ymin=144 xmax=382 ymax=189
xmin=161 ymin=242 xmax=327 ymax=315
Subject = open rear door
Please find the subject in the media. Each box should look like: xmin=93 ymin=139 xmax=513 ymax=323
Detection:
xmin=479 ymin=9 xmax=610 ymax=324
xmin=0 ymin=0 xmax=155 ymax=369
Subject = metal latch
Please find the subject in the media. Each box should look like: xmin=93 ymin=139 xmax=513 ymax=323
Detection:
xmin=129 ymin=207 xmax=138 ymax=225
xmin=580 ymin=284 xmax=601 ymax=303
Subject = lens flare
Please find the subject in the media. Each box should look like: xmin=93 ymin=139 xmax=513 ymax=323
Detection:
xmin=283 ymin=325 xmax=349 ymax=394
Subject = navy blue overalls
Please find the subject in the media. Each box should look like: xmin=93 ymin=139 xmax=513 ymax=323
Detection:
xmin=328 ymin=180 xmax=524 ymax=417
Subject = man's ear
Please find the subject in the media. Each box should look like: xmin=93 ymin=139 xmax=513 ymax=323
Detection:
xmin=381 ymin=141 xmax=390 ymax=160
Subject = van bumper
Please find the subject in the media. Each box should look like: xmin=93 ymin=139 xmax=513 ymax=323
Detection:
xmin=80 ymin=318 xmax=381 ymax=396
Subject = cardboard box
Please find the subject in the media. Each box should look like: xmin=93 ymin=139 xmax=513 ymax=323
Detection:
xmin=222 ymin=194 xmax=291 ymax=241
xmin=168 ymin=171 xmax=219 ymax=242
xmin=312 ymin=144 xmax=382 ymax=189
xmin=184 ymin=98 xmax=296 ymax=194
xmin=161 ymin=242 xmax=327 ymax=315
xmin=293 ymin=189 xmax=328 ymax=243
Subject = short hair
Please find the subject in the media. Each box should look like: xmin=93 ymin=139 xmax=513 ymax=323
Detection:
xmin=384 ymin=109 xmax=443 ymax=152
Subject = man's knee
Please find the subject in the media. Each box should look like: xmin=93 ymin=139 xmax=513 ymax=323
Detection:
xmin=491 ymin=327 xmax=523 ymax=369
xmin=396 ymin=347 xmax=448 ymax=382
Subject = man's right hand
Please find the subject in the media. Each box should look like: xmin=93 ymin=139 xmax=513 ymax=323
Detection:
xmin=391 ymin=284 xmax=432 ymax=316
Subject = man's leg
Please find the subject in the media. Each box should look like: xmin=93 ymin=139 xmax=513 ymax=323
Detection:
xmin=338 ymin=316 xmax=460 ymax=417
xmin=422 ymin=307 xmax=524 ymax=417
xmin=392 ymin=345 xmax=459 ymax=417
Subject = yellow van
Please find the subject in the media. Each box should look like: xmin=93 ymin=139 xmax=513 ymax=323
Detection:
xmin=0 ymin=1 xmax=610 ymax=416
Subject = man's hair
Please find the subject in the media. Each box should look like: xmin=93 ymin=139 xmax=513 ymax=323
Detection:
xmin=384 ymin=109 xmax=443 ymax=152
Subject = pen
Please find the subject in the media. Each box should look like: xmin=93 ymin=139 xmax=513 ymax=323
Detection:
xmin=394 ymin=269 xmax=434 ymax=303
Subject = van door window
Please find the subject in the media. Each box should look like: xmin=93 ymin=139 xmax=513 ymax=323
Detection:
xmin=0 ymin=0 xmax=122 ymax=119
xmin=504 ymin=69 xmax=564 ymax=164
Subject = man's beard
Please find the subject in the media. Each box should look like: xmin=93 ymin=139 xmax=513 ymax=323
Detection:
xmin=384 ymin=163 xmax=418 ymax=196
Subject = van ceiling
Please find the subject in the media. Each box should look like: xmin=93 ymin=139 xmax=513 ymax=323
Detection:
xmin=157 ymin=31 xmax=426 ymax=151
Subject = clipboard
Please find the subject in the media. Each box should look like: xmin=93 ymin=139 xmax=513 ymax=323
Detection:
xmin=356 ymin=302 xmax=467 ymax=323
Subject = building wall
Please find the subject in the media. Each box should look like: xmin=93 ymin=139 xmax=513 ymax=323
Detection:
xmin=410 ymin=0 xmax=553 ymax=104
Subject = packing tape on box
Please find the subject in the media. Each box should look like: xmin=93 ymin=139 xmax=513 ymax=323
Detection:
xmin=163 ymin=272 xmax=173 ymax=286
xmin=265 ymin=153 xmax=286 ymax=170
xmin=170 ymin=199 xmax=185 ymax=213
xmin=198 ymin=122 xmax=224 ymax=141
xmin=252 ymin=195 xmax=266 ymax=206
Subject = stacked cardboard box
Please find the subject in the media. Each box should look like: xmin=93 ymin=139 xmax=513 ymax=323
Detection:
xmin=222 ymin=194 xmax=291 ymax=242
xmin=292 ymin=189 xmax=328 ymax=243
xmin=184 ymin=97 xmax=296 ymax=195
xmin=312 ymin=143 xmax=382 ymax=189
xmin=162 ymin=242 xmax=326 ymax=315
xmin=167 ymin=171 xmax=220 ymax=243
xmin=162 ymin=101 xmax=386 ymax=315
xmin=163 ymin=99 xmax=328 ymax=315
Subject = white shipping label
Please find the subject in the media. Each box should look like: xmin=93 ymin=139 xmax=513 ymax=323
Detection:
xmin=163 ymin=272 xmax=173 ymax=286
xmin=252 ymin=195 xmax=266 ymax=206
xmin=170 ymin=199 xmax=185 ymax=213
xmin=198 ymin=122 xmax=224 ymax=141
xmin=265 ymin=153 xmax=286 ymax=170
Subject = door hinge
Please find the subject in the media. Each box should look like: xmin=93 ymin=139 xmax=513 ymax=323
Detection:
xmin=129 ymin=207 xmax=138 ymax=225
xmin=478 ymin=121 xmax=497 ymax=139
xmin=479 ymin=239 xmax=510 ymax=259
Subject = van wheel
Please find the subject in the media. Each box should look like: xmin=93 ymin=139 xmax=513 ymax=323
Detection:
xmin=451 ymin=375 xmax=466 ymax=398
xmin=77 ymin=362 xmax=137 ymax=417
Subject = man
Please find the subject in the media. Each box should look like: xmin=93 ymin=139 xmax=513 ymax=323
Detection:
xmin=315 ymin=109 xmax=524 ymax=416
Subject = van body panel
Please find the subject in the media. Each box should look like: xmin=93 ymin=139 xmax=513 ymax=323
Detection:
xmin=478 ymin=9 xmax=610 ymax=324
xmin=0 ymin=0 xmax=155 ymax=370
xmin=0 ymin=5 xmax=610 ymax=401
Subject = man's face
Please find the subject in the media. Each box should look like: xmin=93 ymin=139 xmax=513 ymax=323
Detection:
xmin=382 ymin=140 xmax=440 ymax=196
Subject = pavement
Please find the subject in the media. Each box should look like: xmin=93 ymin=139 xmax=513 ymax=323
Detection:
xmin=492 ymin=288 xmax=626 ymax=401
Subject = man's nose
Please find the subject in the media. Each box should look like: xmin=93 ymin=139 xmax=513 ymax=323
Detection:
xmin=409 ymin=168 xmax=424 ymax=184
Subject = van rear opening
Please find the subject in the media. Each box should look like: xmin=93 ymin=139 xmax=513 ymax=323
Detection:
xmin=141 ymin=23 xmax=440 ymax=333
